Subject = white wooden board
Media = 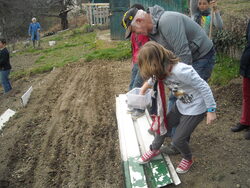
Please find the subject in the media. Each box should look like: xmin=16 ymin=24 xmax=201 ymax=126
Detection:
xmin=0 ymin=109 xmax=16 ymax=130
xmin=21 ymin=86 xmax=33 ymax=107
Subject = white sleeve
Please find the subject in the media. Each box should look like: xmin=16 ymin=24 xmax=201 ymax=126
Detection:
xmin=176 ymin=65 xmax=216 ymax=109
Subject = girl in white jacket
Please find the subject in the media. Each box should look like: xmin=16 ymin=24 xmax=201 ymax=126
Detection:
xmin=137 ymin=41 xmax=217 ymax=174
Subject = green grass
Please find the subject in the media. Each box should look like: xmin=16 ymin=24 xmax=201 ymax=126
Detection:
xmin=219 ymin=0 xmax=250 ymax=18
xmin=10 ymin=25 xmax=131 ymax=79
xmin=209 ymin=54 xmax=240 ymax=86
xmin=84 ymin=41 xmax=131 ymax=62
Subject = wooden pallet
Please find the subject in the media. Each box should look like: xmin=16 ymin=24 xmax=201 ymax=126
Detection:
xmin=116 ymin=94 xmax=181 ymax=188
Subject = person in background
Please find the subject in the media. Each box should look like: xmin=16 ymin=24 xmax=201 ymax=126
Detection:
xmin=137 ymin=41 xmax=217 ymax=174
xmin=28 ymin=17 xmax=41 ymax=48
xmin=122 ymin=4 xmax=149 ymax=119
xmin=190 ymin=0 xmax=223 ymax=36
xmin=0 ymin=38 xmax=12 ymax=93
xmin=231 ymin=20 xmax=250 ymax=140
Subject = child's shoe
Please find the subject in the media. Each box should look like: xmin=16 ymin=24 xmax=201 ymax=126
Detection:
xmin=138 ymin=149 xmax=160 ymax=164
xmin=176 ymin=158 xmax=193 ymax=174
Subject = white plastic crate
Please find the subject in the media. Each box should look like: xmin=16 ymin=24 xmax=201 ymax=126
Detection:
xmin=126 ymin=88 xmax=152 ymax=110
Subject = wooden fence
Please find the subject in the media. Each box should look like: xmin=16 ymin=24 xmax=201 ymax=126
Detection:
xmin=82 ymin=3 xmax=110 ymax=25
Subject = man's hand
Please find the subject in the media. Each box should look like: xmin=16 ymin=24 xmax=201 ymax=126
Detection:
xmin=206 ymin=112 xmax=217 ymax=124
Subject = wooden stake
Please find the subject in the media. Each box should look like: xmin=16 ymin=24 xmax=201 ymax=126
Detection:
xmin=209 ymin=8 xmax=214 ymax=39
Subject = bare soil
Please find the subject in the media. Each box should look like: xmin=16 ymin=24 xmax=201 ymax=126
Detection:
xmin=0 ymin=39 xmax=250 ymax=188
xmin=0 ymin=58 xmax=129 ymax=188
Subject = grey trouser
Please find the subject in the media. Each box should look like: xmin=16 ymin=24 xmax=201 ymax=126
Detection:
xmin=150 ymin=104 xmax=205 ymax=160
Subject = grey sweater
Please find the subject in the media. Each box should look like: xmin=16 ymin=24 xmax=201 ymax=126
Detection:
xmin=148 ymin=5 xmax=213 ymax=65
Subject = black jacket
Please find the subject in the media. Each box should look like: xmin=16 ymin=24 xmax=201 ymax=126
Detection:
xmin=0 ymin=48 xmax=11 ymax=70
xmin=240 ymin=20 xmax=250 ymax=78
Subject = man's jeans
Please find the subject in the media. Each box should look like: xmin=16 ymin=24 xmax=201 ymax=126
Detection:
xmin=129 ymin=64 xmax=145 ymax=114
xmin=192 ymin=53 xmax=216 ymax=82
xmin=129 ymin=64 xmax=144 ymax=90
xmin=167 ymin=53 xmax=216 ymax=136
xmin=0 ymin=69 xmax=12 ymax=93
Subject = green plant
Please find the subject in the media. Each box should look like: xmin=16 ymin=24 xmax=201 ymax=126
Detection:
xmin=209 ymin=54 xmax=240 ymax=86
xmin=213 ymin=30 xmax=247 ymax=53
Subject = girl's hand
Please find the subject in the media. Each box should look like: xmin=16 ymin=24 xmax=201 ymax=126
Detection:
xmin=206 ymin=112 xmax=217 ymax=124
xmin=139 ymin=82 xmax=152 ymax=95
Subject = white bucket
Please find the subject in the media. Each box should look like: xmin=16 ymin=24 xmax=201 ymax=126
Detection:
xmin=126 ymin=88 xmax=152 ymax=110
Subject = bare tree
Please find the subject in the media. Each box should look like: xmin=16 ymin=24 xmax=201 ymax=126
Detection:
xmin=0 ymin=0 xmax=33 ymax=39
xmin=36 ymin=0 xmax=76 ymax=30
xmin=0 ymin=0 xmax=83 ymax=39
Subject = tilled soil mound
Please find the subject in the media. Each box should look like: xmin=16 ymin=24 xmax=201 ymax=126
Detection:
xmin=0 ymin=59 xmax=130 ymax=188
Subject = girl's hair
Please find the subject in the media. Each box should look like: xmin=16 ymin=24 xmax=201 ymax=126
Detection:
xmin=138 ymin=41 xmax=179 ymax=80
